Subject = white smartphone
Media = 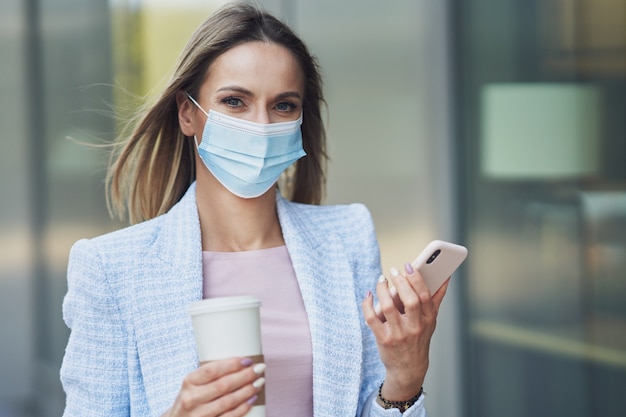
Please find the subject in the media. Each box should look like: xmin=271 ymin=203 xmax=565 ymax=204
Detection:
xmin=412 ymin=240 xmax=468 ymax=295
xmin=374 ymin=240 xmax=468 ymax=318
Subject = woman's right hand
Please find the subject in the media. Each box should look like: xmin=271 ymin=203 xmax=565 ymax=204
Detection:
xmin=163 ymin=357 xmax=265 ymax=417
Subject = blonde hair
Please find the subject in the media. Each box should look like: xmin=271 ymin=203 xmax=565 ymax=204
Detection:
xmin=107 ymin=2 xmax=327 ymax=224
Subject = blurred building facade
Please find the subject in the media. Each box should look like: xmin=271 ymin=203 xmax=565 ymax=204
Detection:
xmin=0 ymin=0 xmax=624 ymax=416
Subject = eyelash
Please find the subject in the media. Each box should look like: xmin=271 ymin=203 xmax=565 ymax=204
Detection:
xmin=222 ymin=97 xmax=243 ymax=107
xmin=220 ymin=97 xmax=298 ymax=113
xmin=275 ymin=101 xmax=297 ymax=112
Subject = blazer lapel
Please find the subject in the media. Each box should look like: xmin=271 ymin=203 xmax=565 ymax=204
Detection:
xmin=130 ymin=183 xmax=203 ymax=415
xmin=277 ymin=195 xmax=363 ymax=416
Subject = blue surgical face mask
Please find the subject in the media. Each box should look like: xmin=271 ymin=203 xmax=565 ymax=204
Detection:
xmin=187 ymin=94 xmax=306 ymax=199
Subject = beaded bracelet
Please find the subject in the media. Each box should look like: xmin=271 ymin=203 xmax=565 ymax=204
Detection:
xmin=377 ymin=382 xmax=424 ymax=412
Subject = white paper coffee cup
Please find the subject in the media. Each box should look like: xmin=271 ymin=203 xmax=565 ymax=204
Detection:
xmin=188 ymin=296 xmax=265 ymax=417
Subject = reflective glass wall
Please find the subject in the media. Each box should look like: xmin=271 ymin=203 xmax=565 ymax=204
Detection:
xmin=1 ymin=1 xmax=35 ymax=415
xmin=2 ymin=0 xmax=117 ymax=416
xmin=453 ymin=0 xmax=626 ymax=416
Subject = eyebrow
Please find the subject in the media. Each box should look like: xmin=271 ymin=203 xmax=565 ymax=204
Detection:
xmin=215 ymin=86 xmax=302 ymax=101
xmin=216 ymin=85 xmax=254 ymax=96
xmin=276 ymin=91 xmax=303 ymax=101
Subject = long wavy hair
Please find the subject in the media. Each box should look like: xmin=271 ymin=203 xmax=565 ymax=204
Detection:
xmin=107 ymin=2 xmax=327 ymax=224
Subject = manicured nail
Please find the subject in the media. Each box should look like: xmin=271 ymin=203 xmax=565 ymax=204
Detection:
xmin=253 ymin=363 xmax=266 ymax=374
xmin=365 ymin=290 xmax=372 ymax=299
xmin=405 ymin=262 xmax=414 ymax=274
xmin=253 ymin=377 xmax=265 ymax=389
xmin=378 ymin=274 xmax=386 ymax=284
xmin=241 ymin=358 xmax=254 ymax=367
xmin=390 ymin=267 xmax=400 ymax=277
xmin=247 ymin=395 xmax=258 ymax=405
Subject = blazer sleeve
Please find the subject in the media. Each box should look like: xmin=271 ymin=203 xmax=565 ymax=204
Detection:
xmin=60 ymin=239 xmax=130 ymax=417
xmin=349 ymin=203 xmax=385 ymax=414
xmin=349 ymin=205 xmax=429 ymax=417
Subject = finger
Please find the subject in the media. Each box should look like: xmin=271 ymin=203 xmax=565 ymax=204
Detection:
xmin=209 ymin=362 xmax=265 ymax=397
xmin=220 ymin=396 xmax=256 ymax=417
xmin=432 ymin=277 xmax=450 ymax=309
xmin=386 ymin=265 xmax=421 ymax=316
xmin=373 ymin=288 xmax=402 ymax=322
xmin=403 ymin=266 xmax=436 ymax=316
xmin=188 ymin=357 xmax=255 ymax=385
xmin=374 ymin=302 xmax=384 ymax=322
xmin=388 ymin=277 xmax=406 ymax=314
xmin=196 ymin=374 xmax=265 ymax=416
xmin=374 ymin=301 xmax=385 ymax=322
xmin=376 ymin=273 xmax=402 ymax=325
xmin=363 ymin=289 xmax=385 ymax=330
xmin=180 ymin=361 xmax=265 ymax=412
xmin=403 ymin=263 xmax=430 ymax=296
xmin=363 ymin=288 xmax=385 ymax=325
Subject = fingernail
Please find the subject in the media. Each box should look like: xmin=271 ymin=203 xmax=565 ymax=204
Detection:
xmin=378 ymin=274 xmax=386 ymax=284
xmin=390 ymin=267 xmax=400 ymax=277
xmin=241 ymin=358 xmax=254 ymax=367
xmin=247 ymin=395 xmax=258 ymax=405
xmin=253 ymin=363 xmax=266 ymax=374
xmin=405 ymin=262 xmax=414 ymax=274
xmin=253 ymin=377 xmax=265 ymax=389
xmin=390 ymin=286 xmax=397 ymax=297
xmin=365 ymin=290 xmax=372 ymax=299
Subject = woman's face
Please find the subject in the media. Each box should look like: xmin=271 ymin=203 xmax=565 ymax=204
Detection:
xmin=191 ymin=41 xmax=305 ymax=133
xmin=177 ymin=40 xmax=306 ymax=195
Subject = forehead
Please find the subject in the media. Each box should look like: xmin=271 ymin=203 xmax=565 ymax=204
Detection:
xmin=203 ymin=41 xmax=305 ymax=94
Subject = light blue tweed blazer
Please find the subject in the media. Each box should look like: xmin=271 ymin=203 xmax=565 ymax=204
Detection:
xmin=61 ymin=183 xmax=427 ymax=417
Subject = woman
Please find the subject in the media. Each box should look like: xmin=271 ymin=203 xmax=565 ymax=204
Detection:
xmin=60 ymin=3 xmax=447 ymax=416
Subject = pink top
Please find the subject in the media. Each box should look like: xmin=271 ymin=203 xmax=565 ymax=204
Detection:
xmin=202 ymin=246 xmax=314 ymax=417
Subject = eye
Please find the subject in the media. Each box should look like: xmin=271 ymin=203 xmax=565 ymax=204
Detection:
xmin=275 ymin=101 xmax=297 ymax=112
xmin=222 ymin=97 xmax=243 ymax=107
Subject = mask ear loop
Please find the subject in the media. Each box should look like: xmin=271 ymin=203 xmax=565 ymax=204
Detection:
xmin=186 ymin=93 xmax=209 ymax=117
xmin=185 ymin=93 xmax=207 ymax=150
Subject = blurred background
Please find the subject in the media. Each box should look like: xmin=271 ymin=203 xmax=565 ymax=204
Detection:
xmin=1 ymin=0 xmax=625 ymax=416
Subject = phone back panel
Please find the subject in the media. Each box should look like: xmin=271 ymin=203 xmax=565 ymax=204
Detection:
xmin=413 ymin=240 xmax=468 ymax=295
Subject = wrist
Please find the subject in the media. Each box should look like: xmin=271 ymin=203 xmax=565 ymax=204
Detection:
xmin=376 ymin=381 xmax=424 ymax=412
xmin=380 ymin=373 xmax=425 ymax=402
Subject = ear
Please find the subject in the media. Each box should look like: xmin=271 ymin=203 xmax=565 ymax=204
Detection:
xmin=176 ymin=90 xmax=198 ymax=137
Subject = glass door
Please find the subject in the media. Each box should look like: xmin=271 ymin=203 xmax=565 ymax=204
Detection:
xmin=453 ymin=0 xmax=626 ymax=416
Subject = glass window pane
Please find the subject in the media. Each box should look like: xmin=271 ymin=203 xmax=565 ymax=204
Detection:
xmin=455 ymin=1 xmax=626 ymax=416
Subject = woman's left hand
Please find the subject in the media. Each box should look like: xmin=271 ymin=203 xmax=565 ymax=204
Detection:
xmin=362 ymin=262 xmax=449 ymax=402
